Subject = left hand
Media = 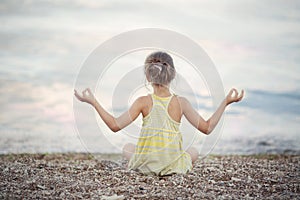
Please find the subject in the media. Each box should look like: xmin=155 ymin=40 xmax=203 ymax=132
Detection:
xmin=226 ymin=88 xmax=244 ymax=105
xmin=74 ymin=88 xmax=96 ymax=105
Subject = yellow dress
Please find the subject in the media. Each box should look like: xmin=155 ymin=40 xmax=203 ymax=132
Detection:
xmin=128 ymin=94 xmax=192 ymax=176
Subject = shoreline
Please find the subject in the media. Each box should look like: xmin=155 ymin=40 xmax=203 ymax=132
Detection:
xmin=0 ymin=153 xmax=299 ymax=199
xmin=1 ymin=152 xmax=299 ymax=157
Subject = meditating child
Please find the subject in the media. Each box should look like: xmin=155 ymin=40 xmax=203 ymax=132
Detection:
xmin=74 ymin=51 xmax=244 ymax=176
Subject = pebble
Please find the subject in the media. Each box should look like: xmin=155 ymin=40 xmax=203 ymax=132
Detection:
xmin=231 ymin=177 xmax=242 ymax=182
xmin=0 ymin=153 xmax=299 ymax=199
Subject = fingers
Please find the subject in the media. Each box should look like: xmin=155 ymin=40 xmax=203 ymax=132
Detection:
xmin=74 ymin=88 xmax=95 ymax=103
xmin=233 ymin=88 xmax=244 ymax=102
xmin=87 ymin=88 xmax=92 ymax=94
xmin=82 ymin=88 xmax=92 ymax=96
xmin=228 ymin=89 xmax=234 ymax=97
xmin=232 ymin=88 xmax=238 ymax=98
xmin=74 ymin=89 xmax=79 ymax=97
xmin=228 ymin=88 xmax=245 ymax=103
xmin=74 ymin=89 xmax=83 ymax=101
xmin=228 ymin=88 xmax=238 ymax=98
xmin=237 ymin=90 xmax=244 ymax=101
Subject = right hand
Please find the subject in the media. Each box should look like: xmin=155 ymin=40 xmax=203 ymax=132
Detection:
xmin=226 ymin=88 xmax=244 ymax=105
xmin=74 ymin=88 xmax=96 ymax=105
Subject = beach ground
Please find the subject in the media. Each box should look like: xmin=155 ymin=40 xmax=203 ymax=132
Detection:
xmin=0 ymin=153 xmax=299 ymax=199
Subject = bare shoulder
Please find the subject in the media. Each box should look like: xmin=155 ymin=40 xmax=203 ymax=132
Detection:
xmin=136 ymin=95 xmax=151 ymax=102
xmin=134 ymin=95 xmax=152 ymax=106
xmin=135 ymin=95 xmax=152 ymax=117
xmin=173 ymin=96 xmax=193 ymax=113
xmin=175 ymin=95 xmax=190 ymax=106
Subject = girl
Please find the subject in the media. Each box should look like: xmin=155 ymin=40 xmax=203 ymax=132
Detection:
xmin=74 ymin=51 xmax=244 ymax=176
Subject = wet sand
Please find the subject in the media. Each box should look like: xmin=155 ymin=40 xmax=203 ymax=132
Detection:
xmin=0 ymin=153 xmax=299 ymax=199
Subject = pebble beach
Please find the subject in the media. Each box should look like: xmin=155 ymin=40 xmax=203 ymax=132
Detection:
xmin=0 ymin=153 xmax=299 ymax=199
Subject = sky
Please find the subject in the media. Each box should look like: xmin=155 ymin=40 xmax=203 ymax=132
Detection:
xmin=0 ymin=0 xmax=299 ymax=155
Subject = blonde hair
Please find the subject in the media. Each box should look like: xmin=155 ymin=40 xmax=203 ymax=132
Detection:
xmin=144 ymin=51 xmax=176 ymax=86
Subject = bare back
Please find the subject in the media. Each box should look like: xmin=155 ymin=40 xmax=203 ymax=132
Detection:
xmin=140 ymin=94 xmax=183 ymax=123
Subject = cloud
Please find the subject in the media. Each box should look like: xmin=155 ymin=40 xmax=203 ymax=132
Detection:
xmin=237 ymin=89 xmax=300 ymax=115
xmin=0 ymin=0 xmax=299 ymax=153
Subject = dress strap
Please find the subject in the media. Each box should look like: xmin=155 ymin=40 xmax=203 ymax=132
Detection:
xmin=165 ymin=94 xmax=174 ymax=107
xmin=151 ymin=93 xmax=176 ymax=109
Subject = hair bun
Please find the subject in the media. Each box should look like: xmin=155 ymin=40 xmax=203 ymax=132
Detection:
xmin=151 ymin=64 xmax=163 ymax=73
xmin=144 ymin=51 xmax=176 ymax=86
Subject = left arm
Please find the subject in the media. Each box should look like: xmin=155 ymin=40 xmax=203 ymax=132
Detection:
xmin=74 ymin=88 xmax=143 ymax=132
xmin=206 ymin=88 xmax=244 ymax=133
xmin=182 ymin=88 xmax=244 ymax=135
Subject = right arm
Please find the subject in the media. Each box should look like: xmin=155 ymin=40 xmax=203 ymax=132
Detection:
xmin=181 ymin=89 xmax=244 ymax=135
xmin=74 ymin=88 xmax=144 ymax=132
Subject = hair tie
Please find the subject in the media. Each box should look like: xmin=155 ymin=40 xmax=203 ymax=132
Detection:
xmin=152 ymin=64 xmax=162 ymax=73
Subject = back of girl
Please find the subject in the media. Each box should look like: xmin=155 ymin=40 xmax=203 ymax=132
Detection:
xmin=127 ymin=52 xmax=193 ymax=175
xmin=74 ymin=51 xmax=244 ymax=176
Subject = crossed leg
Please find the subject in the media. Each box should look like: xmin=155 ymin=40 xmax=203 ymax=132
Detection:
xmin=122 ymin=143 xmax=136 ymax=161
xmin=186 ymin=146 xmax=199 ymax=165
xmin=123 ymin=143 xmax=199 ymax=165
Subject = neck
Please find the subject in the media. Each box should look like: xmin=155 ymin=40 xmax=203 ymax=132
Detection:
xmin=152 ymin=84 xmax=171 ymax=97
